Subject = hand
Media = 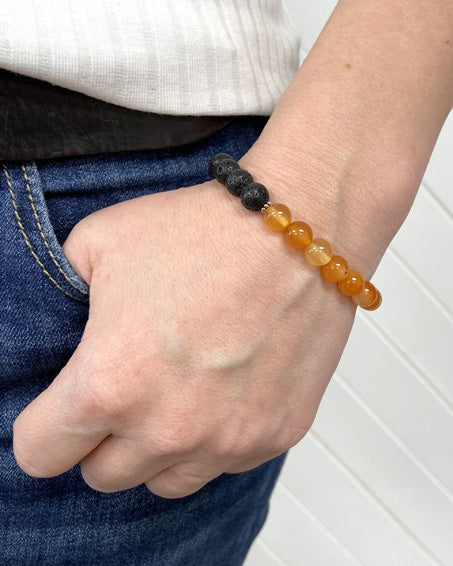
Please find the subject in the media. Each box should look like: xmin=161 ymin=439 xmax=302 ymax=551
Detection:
xmin=12 ymin=174 xmax=356 ymax=498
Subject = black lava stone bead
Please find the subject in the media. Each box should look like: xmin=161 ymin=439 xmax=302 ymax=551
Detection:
xmin=240 ymin=182 xmax=269 ymax=211
xmin=214 ymin=159 xmax=239 ymax=184
xmin=225 ymin=168 xmax=253 ymax=196
xmin=209 ymin=153 xmax=232 ymax=176
xmin=209 ymin=153 xmax=239 ymax=184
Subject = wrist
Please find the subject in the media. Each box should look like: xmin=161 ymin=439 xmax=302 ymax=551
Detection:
xmin=235 ymin=0 xmax=453 ymax=278
xmin=210 ymin=151 xmax=384 ymax=311
xmin=238 ymin=133 xmax=414 ymax=280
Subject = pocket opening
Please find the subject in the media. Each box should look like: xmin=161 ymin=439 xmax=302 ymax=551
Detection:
xmin=2 ymin=162 xmax=90 ymax=303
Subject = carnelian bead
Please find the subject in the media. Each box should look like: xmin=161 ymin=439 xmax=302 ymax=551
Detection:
xmin=352 ymin=281 xmax=378 ymax=307
xmin=337 ymin=270 xmax=364 ymax=296
xmin=263 ymin=203 xmax=292 ymax=231
xmin=321 ymin=255 xmax=349 ymax=282
xmin=362 ymin=289 xmax=382 ymax=311
xmin=285 ymin=221 xmax=313 ymax=249
xmin=304 ymin=238 xmax=333 ymax=266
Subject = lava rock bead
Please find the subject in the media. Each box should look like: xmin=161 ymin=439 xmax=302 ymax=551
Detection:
xmin=225 ymin=168 xmax=253 ymax=196
xmin=240 ymin=182 xmax=269 ymax=211
xmin=209 ymin=153 xmax=239 ymax=184
xmin=209 ymin=152 xmax=232 ymax=175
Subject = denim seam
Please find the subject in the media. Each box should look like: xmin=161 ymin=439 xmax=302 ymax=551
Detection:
xmin=21 ymin=164 xmax=87 ymax=295
xmin=2 ymin=164 xmax=88 ymax=303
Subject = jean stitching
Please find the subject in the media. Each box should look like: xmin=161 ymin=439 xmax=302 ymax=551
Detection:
xmin=21 ymin=164 xmax=87 ymax=294
xmin=2 ymin=164 xmax=89 ymax=303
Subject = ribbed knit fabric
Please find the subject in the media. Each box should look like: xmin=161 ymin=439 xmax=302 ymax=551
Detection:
xmin=0 ymin=0 xmax=301 ymax=116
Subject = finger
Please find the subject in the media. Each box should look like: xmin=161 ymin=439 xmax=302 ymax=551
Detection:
xmin=145 ymin=460 xmax=226 ymax=499
xmin=224 ymin=451 xmax=285 ymax=474
xmin=79 ymin=435 xmax=178 ymax=493
xmin=13 ymin=360 xmax=110 ymax=478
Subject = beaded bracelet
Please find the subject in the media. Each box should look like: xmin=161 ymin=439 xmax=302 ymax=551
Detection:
xmin=209 ymin=153 xmax=382 ymax=311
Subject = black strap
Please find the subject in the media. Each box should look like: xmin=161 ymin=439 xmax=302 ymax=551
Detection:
xmin=0 ymin=69 xmax=233 ymax=160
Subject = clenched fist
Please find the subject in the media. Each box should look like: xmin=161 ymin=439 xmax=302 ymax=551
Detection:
xmin=12 ymin=169 xmax=356 ymax=499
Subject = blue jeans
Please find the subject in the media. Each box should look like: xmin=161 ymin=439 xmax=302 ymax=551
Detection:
xmin=0 ymin=116 xmax=286 ymax=566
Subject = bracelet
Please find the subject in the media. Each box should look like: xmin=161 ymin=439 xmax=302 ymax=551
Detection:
xmin=209 ymin=152 xmax=382 ymax=311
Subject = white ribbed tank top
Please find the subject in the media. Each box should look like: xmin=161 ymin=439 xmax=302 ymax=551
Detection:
xmin=0 ymin=0 xmax=301 ymax=116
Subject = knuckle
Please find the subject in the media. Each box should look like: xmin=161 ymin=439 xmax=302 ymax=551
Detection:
xmin=72 ymin=380 xmax=115 ymax=421
xmin=150 ymin=430 xmax=193 ymax=458
xmin=14 ymin=453 xmax=49 ymax=478
xmin=71 ymin=363 xmax=129 ymax=423
xmin=210 ymin=436 xmax=243 ymax=462
xmin=62 ymin=218 xmax=96 ymax=280
xmin=274 ymin=420 xmax=313 ymax=453
xmin=146 ymin=471 xmax=208 ymax=499
xmin=80 ymin=466 xmax=116 ymax=494
xmin=146 ymin=481 xmax=193 ymax=499
xmin=150 ymin=414 xmax=204 ymax=458
xmin=211 ymin=423 xmax=263 ymax=462
xmin=66 ymin=213 xmax=104 ymax=259
xmin=13 ymin=434 xmax=52 ymax=478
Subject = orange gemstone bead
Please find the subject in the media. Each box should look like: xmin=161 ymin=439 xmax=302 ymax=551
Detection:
xmin=337 ymin=270 xmax=364 ymax=296
xmin=321 ymin=255 xmax=349 ymax=282
xmin=285 ymin=221 xmax=313 ymax=249
xmin=263 ymin=203 xmax=291 ymax=231
xmin=304 ymin=238 xmax=333 ymax=266
xmin=362 ymin=289 xmax=382 ymax=311
xmin=352 ymin=281 xmax=378 ymax=308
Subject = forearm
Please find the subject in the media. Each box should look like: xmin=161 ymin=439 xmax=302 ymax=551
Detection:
xmin=240 ymin=0 xmax=453 ymax=275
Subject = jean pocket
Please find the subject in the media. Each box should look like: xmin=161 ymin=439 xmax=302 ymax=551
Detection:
xmin=1 ymin=162 xmax=89 ymax=303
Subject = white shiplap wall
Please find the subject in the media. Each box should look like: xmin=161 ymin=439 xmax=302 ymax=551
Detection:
xmin=245 ymin=2 xmax=453 ymax=565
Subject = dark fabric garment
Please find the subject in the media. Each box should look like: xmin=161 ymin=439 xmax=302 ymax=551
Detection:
xmin=0 ymin=115 xmax=287 ymax=566
xmin=0 ymin=69 xmax=233 ymax=160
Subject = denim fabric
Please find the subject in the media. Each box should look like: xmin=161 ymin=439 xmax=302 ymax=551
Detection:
xmin=0 ymin=116 xmax=286 ymax=566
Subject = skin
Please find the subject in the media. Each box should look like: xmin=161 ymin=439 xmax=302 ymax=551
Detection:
xmin=13 ymin=0 xmax=453 ymax=498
